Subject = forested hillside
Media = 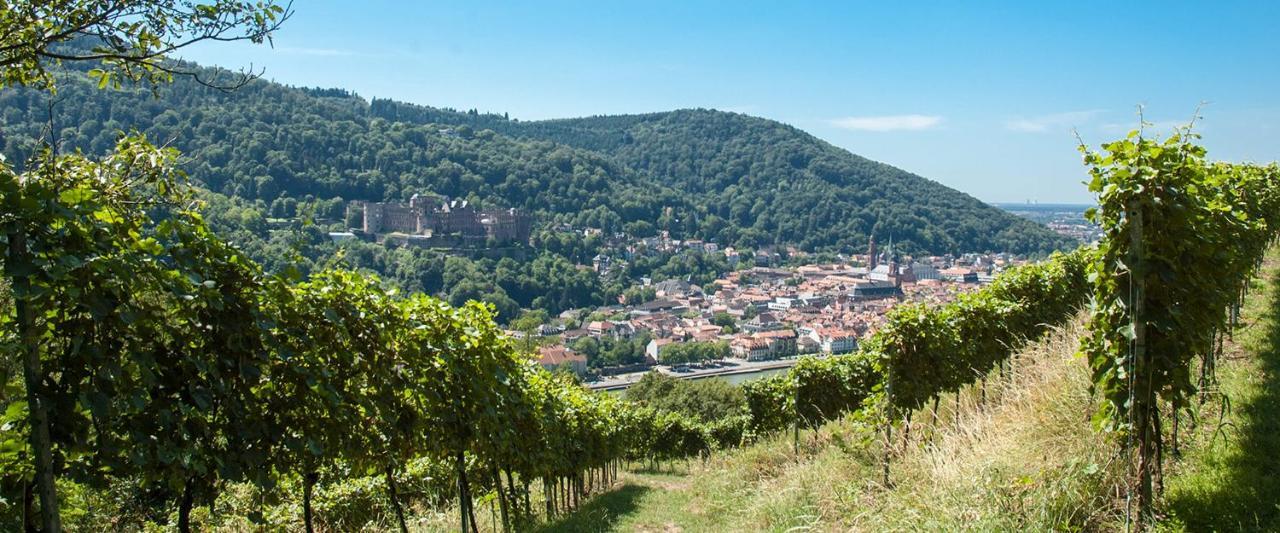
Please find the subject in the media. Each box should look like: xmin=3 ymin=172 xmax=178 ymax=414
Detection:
xmin=372 ymin=103 xmax=1073 ymax=254
xmin=0 ymin=48 xmax=1074 ymax=323
xmin=1 ymin=52 xmax=1070 ymax=257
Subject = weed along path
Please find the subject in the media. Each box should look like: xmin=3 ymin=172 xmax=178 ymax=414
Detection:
xmin=528 ymin=248 xmax=1280 ymax=532
xmin=1159 ymin=249 xmax=1280 ymax=531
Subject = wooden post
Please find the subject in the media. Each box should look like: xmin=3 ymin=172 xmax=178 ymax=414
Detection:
xmin=882 ymin=361 xmax=894 ymax=486
xmin=493 ymin=465 xmax=509 ymax=532
xmin=792 ymin=377 xmax=800 ymax=455
xmin=1127 ymin=200 xmax=1154 ymax=526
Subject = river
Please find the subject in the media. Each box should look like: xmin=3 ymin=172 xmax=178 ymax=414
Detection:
xmin=597 ymin=363 xmax=794 ymax=395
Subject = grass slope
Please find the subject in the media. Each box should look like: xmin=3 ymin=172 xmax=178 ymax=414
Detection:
xmin=530 ymin=249 xmax=1280 ymax=532
xmin=530 ymin=320 xmax=1122 ymax=532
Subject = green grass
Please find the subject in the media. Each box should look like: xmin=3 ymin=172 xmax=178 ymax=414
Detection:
xmin=1159 ymin=253 xmax=1280 ymax=532
xmin=533 ymin=483 xmax=655 ymax=533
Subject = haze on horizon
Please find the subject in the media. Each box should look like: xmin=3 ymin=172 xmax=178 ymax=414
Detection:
xmin=182 ymin=0 xmax=1280 ymax=205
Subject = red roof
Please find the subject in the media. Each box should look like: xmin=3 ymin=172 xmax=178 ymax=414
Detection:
xmin=538 ymin=346 xmax=585 ymax=366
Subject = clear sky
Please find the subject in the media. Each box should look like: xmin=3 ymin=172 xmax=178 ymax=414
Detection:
xmin=182 ymin=1 xmax=1280 ymax=204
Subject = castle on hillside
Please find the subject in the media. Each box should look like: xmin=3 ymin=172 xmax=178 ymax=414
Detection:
xmin=360 ymin=193 xmax=531 ymax=244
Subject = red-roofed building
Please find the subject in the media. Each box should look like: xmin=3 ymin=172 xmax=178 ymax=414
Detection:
xmin=538 ymin=345 xmax=587 ymax=376
xmin=816 ymin=328 xmax=857 ymax=354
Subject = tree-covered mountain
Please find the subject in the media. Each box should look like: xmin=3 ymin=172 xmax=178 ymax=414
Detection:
xmin=0 ymin=53 xmax=1074 ymax=321
xmin=370 ymin=102 xmax=1075 ymax=254
xmin=0 ymin=68 xmax=677 ymax=233
xmin=1 ymin=54 xmax=1071 ymax=257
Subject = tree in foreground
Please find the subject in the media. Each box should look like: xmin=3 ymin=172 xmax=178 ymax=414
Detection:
xmin=0 ymin=1 xmax=288 ymax=530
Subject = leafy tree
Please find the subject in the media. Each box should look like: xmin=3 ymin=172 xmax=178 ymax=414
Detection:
xmin=659 ymin=341 xmax=730 ymax=366
xmin=0 ymin=1 xmax=288 ymax=90
xmin=625 ymin=373 xmax=746 ymax=423
xmin=0 ymin=2 xmax=287 ymax=530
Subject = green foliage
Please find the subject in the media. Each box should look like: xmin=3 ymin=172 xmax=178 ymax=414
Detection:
xmin=659 ymin=341 xmax=730 ymax=366
xmin=1082 ymin=129 xmax=1280 ymax=432
xmin=741 ymin=374 xmax=794 ymax=434
xmin=738 ymin=250 xmax=1089 ymax=440
xmin=1078 ymin=126 xmax=1280 ymax=518
xmin=0 ymin=2 xmax=287 ymax=91
xmin=791 ymin=353 xmax=879 ymax=429
xmin=372 ymin=104 xmax=1077 ymax=255
xmin=622 ymin=285 xmax=657 ymax=305
xmin=625 ymin=373 xmax=747 ymax=424
xmin=571 ymin=333 xmax=651 ymax=369
xmin=878 ymin=249 xmax=1089 ymax=414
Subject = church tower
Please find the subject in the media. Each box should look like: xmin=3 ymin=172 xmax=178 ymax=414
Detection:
xmin=868 ymin=234 xmax=878 ymax=269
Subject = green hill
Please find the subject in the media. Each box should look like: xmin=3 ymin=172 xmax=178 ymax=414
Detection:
xmin=373 ymin=101 xmax=1076 ymax=255
xmin=1 ymin=56 xmax=1072 ymax=257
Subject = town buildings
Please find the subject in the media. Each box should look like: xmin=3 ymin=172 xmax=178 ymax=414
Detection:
xmin=522 ymin=232 xmax=1029 ymax=376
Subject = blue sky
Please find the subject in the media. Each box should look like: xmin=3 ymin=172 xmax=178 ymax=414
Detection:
xmin=183 ymin=1 xmax=1279 ymax=204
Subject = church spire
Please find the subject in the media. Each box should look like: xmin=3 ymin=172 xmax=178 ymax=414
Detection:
xmin=868 ymin=234 xmax=878 ymax=269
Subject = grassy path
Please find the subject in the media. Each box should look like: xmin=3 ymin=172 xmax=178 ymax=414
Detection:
xmin=1160 ymin=250 xmax=1280 ymax=531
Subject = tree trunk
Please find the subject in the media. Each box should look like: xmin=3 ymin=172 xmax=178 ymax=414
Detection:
xmin=523 ymin=478 xmax=531 ymax=520
xmin=24 ymin=479 xmax=36 ymax=533
xmin=385 ymin=466 xmax=409 ymax=533
xmin=1153 ymin=408 xmax=1166 ymax=496
xmin=303 ymin=470 xmax=317 ymax=533
xmin=881 ymin=419 xmax=893 ymax=486
xmin=901 ymin=411 xmax=913 ymax=451
xmin=178 ymin=481 xmax=195 ymax=533
xmin=1171 ymin=398 xmax=1182 ymax=458
xmin=503 ymin=468 xmax=518 ymax=517
xmin=543 ymin=478 xmax=553 ymax=518
xmin=1136 ymin=409 xmax=1155 ymax=528
xmin=930 ymin=396 xmax=941 ymax=440
xmin=10 ymin=231 xmax=62 ymax=533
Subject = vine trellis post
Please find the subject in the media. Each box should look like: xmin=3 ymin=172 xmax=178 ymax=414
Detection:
xmin=1126 ymin=197 xmax=1154 ymax=528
